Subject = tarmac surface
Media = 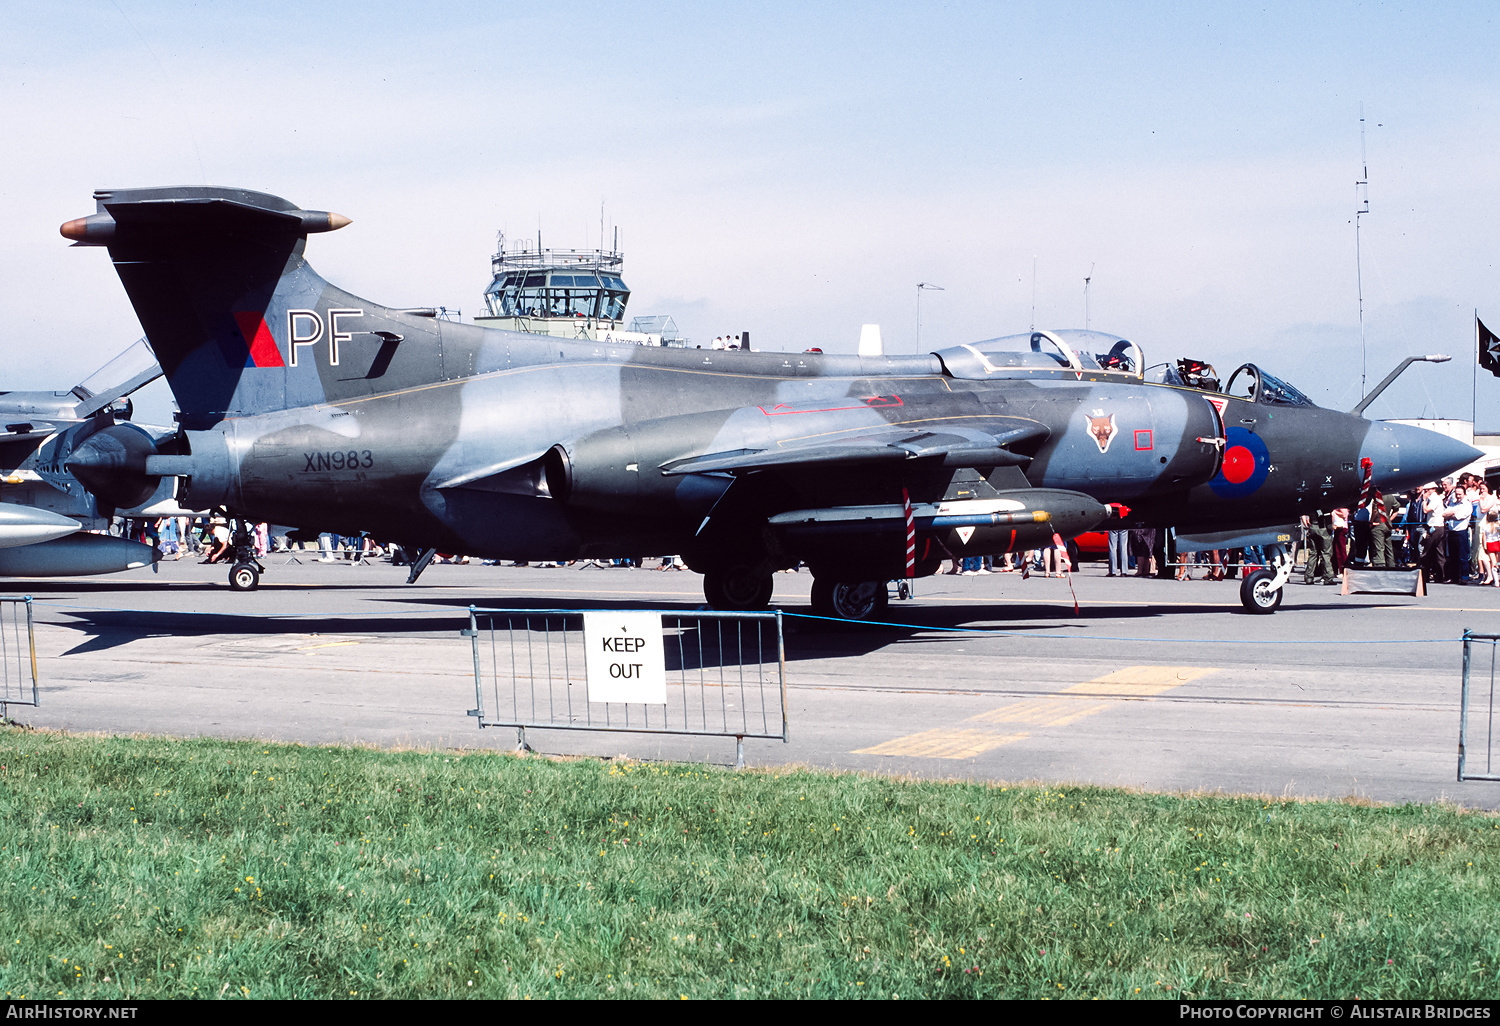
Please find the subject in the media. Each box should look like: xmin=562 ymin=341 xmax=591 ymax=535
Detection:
xmin=3 ymin=553 xmax=1499 ymax=810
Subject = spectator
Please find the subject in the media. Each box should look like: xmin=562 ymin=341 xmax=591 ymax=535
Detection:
xmin=1301 ymin=511 xmax=1335 ymax=585
xmin=202 ymin=515 xmax=232 ymax=564
xmin=1331 ymin=507 xmax=1350 ymax=574
xmin=1466 ymin=475 xmax=1485 ymax=580
xmin=1351 ymin=499 xmax=1372 ymax=566
xmin=1421 ymin=483 xmax=1448 ymax=583
xmin=1129 ymin=528 xmax=1156 ymax=577
xmin=1476 ymin=480 xmax=1500 ymax=586
xmin=157 ymin=516 xmax=180 ymax=560
xmin=1443 ymin=477 xmax=1473 ymax=583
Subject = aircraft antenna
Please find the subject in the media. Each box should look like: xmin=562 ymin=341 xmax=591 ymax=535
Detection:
xmin=1030 ymin=256 xmax=1038 ymax=331
xmin=109 ymin=0 xmax=207 ymax=185
xmin=1084 ymin=263 xmax=1095 ymax=330
xmin=1355 ymin=103 xmax=1371 ymax=399
xmin=916 ymin=282 xmax=944 ymax=352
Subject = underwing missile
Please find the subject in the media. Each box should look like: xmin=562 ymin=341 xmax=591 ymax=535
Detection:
xmin=0 ymin=532 xmax=158 ymax=577
xmin=0 ymin=504 xmax=81 ymax=550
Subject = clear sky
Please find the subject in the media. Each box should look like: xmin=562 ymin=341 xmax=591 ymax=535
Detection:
xmin=3 ymin=1 xmax=1497 ymax=424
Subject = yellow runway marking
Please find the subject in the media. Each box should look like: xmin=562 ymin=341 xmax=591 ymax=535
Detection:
xmin=854 ymin=730 xmax=1030 ymax=759
xmin=854 ymin=665 xmax=1216 ymax=759
xmin=966 ymin=699 xmax=1114 ymax=728
xmin=1064 ymin=664 xmax=1216 ymax=694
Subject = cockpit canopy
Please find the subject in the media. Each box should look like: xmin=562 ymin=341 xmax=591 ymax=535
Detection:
xmin=1147 ymin=360 xmax=1318 ymax=409
xmin=1223 ymin=364 xmax=1317 ymax=407
xmin=936 ymin=330 xmax=1144 ymax=380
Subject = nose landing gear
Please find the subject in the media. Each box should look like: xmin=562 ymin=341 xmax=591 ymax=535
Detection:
xmin=1239 ymin=546 xmax=1292 ymax=614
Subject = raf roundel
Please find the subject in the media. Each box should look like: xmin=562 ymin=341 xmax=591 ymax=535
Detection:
xmin=1208 ymin=426 xmax=1271 ymax=498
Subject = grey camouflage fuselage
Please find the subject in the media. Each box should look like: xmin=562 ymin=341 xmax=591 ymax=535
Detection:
xmin=61 ymin=186 xmax=1480 ymax=593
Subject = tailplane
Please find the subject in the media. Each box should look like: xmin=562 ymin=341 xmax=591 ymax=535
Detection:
xmin=64 ymin=186 xmax=437 ymax=429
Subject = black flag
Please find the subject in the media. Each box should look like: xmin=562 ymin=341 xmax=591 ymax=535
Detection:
xmin=1481 ymin=316 xmax=1500 ymax=378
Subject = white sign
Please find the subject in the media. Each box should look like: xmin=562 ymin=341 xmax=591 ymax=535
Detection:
xmin=595 ymin=329 xmax=662 ymax=347
xmin=582 ymin=611 xmax=667 ymax=704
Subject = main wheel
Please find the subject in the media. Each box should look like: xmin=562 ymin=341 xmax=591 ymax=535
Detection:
xmin=1239 ymin=568 xmax=1282 ymax=614
xmin=229 ymin=562 xmax=261 ymax=592
xmin=810 ymin=579 xmax=889 ymax=621
xmin=703 ymin=565 xmax=773 ymax=610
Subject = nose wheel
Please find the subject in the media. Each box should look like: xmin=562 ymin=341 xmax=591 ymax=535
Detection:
xmin=1238 ymin=545 xmax=1292 ymax=614
xmin=1239 ymin=569 xmax=1282 ymax=613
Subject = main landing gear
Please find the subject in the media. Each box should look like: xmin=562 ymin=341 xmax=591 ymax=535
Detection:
xmin=810 ymin=578 xmax=889 ymax=621
xmin=229 ymin=561 xmax=261 ymax=591
xmin=702 ymin=563 xmax=774 ymax=611
xmin=700 ymin=566 xmax=893 ymax=622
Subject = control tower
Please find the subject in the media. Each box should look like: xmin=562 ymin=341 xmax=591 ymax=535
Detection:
xmin=473 ymin=231 xmax=631 ymax=340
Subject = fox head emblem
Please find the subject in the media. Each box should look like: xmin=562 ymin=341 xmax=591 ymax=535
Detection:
xmin=1086 ymin=410 xmax=1117 ymax=453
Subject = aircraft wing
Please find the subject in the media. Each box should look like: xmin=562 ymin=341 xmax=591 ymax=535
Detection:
xmin=661 ymin=421 xmax=1048 ymax=476
xmin=0 ymin=424 xmax=73 ymax=449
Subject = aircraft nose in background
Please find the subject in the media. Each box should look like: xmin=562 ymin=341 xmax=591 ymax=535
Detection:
xmin=1359 ymin=421 xmax=1483 ymax=492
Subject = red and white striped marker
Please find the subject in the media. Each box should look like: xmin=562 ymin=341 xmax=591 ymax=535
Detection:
xmin=902 ymin=488 xmax=916 ymax=578
xmin=1053 ymin=531 xmax=1080 ymax=614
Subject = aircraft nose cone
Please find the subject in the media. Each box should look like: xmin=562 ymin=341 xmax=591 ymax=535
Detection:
xmin=1359 ymin=421 xmax=1483 ymax=492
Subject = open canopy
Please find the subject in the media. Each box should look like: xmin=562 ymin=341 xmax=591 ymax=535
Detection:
xmin=936 ymin=330 xmax=1144 ymax=380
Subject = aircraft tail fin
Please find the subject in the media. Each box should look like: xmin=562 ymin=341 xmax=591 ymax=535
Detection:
xmin=65 ymin=186 xmax=434 ymax=429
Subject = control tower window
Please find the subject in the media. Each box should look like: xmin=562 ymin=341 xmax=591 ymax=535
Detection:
xmin=481 ymin=257 xmax=630 ymax=322
xmin=563 ymin=289 xmax=599 ymax=318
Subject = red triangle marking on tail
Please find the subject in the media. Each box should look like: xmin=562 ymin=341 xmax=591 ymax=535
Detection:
xmin=234 ymin=311 xmax=286 ymax=368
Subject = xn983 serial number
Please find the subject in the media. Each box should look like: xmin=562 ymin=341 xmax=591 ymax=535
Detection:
xmin=303 ymin=450 xmax=374 ymax=472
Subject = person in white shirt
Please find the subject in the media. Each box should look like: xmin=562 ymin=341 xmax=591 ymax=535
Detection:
xmin=1421 ymin=484 xmax=1447 ymax=583
xmin=1443 ymin=476 xmax=1474 ymax=583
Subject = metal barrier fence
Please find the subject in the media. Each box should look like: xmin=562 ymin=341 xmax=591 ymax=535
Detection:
xmin=0 ymin=597 xmax=38 ymax=718
xmin=1460 ymin=631 xmax=1500 ymax=781
xmin=464 ymin=607 xmax=787 ymax=766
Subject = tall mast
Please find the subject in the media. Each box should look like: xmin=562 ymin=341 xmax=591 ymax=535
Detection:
xmin=1084 ymin=263 xmax=1094 ymax=330
xmin=1029 ymin=255 xmax=1037 ymax=331
xmin=1356 ymin=103 xmax=1371 ymax=399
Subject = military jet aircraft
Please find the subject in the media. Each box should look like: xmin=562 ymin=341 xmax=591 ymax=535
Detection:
xmin=58 ymin=186 xmax=1480 ymax=615
xmin=0 ymin=338 xmax=165 ymax=578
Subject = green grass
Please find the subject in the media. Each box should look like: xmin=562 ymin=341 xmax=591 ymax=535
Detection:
xmin=0 ymin=726 xmax=1497 ymax=999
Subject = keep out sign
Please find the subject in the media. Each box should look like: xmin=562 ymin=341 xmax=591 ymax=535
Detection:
xmin=582 ymin=611 xmax=667 ymax=704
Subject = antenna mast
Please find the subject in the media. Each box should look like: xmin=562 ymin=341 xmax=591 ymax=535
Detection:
xmin=1084 ymin=263 xmax=1095 ymax=330
xmin=1030 ymin=255 xmax=1038 ymax=331
xmin=1356 ymin=103 xmax=1371 ymax=399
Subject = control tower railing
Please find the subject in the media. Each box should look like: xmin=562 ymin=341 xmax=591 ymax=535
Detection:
xmin=491 ymin=246 xmax=623 ymax=275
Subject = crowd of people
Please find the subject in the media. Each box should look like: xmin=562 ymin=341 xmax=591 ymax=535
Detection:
xmin=119 ymin=472 xmax=1498 ymax=587
xmin=1101 ymin=472 xmax=1499 ymax=587
xmin=118 ymin=518 xmax=385 ymax=564
xmin=1286 ymin=472 xmax=1498 ymax=586
xmin=921 ymin=471 xmax=1500 ymax=586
